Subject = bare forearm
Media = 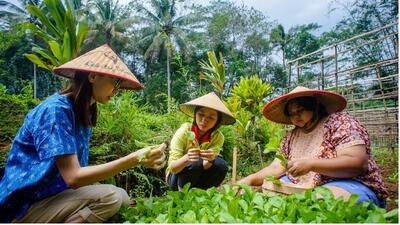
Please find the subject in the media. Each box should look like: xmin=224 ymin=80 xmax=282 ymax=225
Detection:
xmin=81 ymin=152 xmax=140 ymax=185
xmin=62 ymin=152 xmax=140 ymax=188
xmin=248 ymin=160 xmax=286 ymax=186
xmin=170 ymin=155 xmax=189 ymax=174
xmin=310 ymin=156 xmax=367 ymax=178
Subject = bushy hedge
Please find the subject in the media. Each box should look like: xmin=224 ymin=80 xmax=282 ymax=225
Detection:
xmin=0 ymin=84 xmax=39 ymax=143
xmin=0 ymin=84 xmax=39 ymax=168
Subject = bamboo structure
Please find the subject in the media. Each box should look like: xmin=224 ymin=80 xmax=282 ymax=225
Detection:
xmin=285 ymin=22 xmax=398 ymax=149
xmin=231 ymin=146 xmax=238 ymax=184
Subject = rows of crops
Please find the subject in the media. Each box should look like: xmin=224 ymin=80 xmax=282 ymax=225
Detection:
xmin=121 ymin=184 xmax=398 ymax=223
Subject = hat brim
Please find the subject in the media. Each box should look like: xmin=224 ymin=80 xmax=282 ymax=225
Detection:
xmin=263 ymin=90 xmax=347 ymax=124
xmin=53 ymin=67 xmax=144 ymax=90
xmin=179 ymin=104 xmax=236 ymax=125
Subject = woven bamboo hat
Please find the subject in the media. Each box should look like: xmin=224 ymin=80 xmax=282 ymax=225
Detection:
xmin=262 ymin=86 xmax=347 ymax=124
xmin=53 ymin=44 xmax=143 ymax=90
xmin=179 ymin=92 xmax=236 ymax=125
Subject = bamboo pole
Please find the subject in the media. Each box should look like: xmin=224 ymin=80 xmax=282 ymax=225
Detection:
xmin=231 ymin=146 xmax=238 ymax=184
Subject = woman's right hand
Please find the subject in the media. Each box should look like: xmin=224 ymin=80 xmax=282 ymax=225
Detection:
xmin=186 ymin=148 xmax=200 ymax=162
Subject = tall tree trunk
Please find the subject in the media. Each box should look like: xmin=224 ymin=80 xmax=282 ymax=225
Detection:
xmin=167 ymin=51 xmax=171 ymax=113
xmin=281 ymin=45 xmax=286 ymax=71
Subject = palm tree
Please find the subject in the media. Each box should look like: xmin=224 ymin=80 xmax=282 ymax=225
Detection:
xmin=135 ymin=0 xmax=204 ymax=112
xmin=269 ymin=24 xmax=288 ymax=70
xmin=85 ymin=0 xmax=133 ymax=48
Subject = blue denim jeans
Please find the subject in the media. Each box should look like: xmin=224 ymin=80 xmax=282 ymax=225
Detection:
xmin=167 ymin=156 xmax=228 ymax=190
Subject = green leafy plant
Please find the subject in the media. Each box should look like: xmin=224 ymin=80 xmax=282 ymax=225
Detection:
xmin=199 ymin=51 xmax=226 ymax=97
xmin=24 ymin=0 xmax=88 ymax=70
xmin=225 ymin=76 xmax=273 ymax=172
xmin=121 ymin=183 xmax=398 ymax=223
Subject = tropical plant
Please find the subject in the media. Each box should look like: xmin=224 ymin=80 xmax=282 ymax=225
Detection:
xmin=226 ymin=76 xmax=272 ymax=167
xmin=24 ymin=0 xmax=88 ymax=71
xmin=134 ymin=0 xmax=204 ymax=112
xmin=198 ymin=51 xmax=225 ymax=97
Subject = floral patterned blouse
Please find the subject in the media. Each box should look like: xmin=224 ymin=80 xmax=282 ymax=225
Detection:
xmin=280 ymin=112 xmax=388 ymax=201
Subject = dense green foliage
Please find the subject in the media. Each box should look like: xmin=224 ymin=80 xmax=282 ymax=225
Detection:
xmin=0 ymin=83 xmax=38 ymax=168
xmin=121 ymin=183 xmax=398 ymax=223
xmin=0 ymin=84 xmax=38 ymax=143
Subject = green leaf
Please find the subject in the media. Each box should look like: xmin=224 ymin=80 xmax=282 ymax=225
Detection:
xmin=31 ymin=47 xmax=59 ymax=66
xmin=62 ymin=31 xmax=72 ymax=63
xmin=384 ymin=208 xmax=398 ymax=219
xmin=24 ymin=54 xmax=52 ymax=71
xmin=275 ymin=153 xmax=288 ymax=168
xmin=48 ymin=41 xmax=62 ymax=61
xmin=45 ymin=0 xmax=66 ymax=33
xmin=365 ymin=212 xmax=385 ymax=223
xmin=26 ymin=4 xmax=60 ymax=39
xmin=218 ymin=212 xmax=236 ymax=223
xmin=181 ymin=210 xmax=196 ymax=223
xmin=76 ymin=22 xmax=88 ymax=51
xmin=24 ymin=23 xmax=56 ymax=42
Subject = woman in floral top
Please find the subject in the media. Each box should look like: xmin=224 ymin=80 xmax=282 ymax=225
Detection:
xmin=239 ymin=86 xmax=387 ymax=207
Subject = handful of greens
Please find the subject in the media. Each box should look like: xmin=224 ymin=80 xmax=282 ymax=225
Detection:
xmin=187 ymin=131 xmax=208 ymax=150
xmin=137 ymin=141 xmax=169 ymax=162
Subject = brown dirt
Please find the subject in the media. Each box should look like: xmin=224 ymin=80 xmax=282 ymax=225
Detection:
xmin=378 ymin=159 xmax=398 ymax=211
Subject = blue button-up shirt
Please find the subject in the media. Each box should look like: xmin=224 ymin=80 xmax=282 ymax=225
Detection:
xmin=0 ymin=93 xmax=92 ymax=222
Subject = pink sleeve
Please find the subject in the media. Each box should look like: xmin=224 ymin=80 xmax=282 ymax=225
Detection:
xmin=325 ymin=113 xmax=368 ymax=151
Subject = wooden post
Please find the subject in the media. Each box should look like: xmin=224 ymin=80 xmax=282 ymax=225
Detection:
xmin=320 ymin=60 xmax=325 ymax=90
xmin=350 ymin=73 xmax=356 ymax=112
xmin=231 ymin=146 xmax=238 ymax=184
xmin=334 ymin=44 xmax=338 ymax=92
xmin=297 ymin=62 xmax=300 ymax=85
xmin=288 ymin=63 xmax=292 ymax=93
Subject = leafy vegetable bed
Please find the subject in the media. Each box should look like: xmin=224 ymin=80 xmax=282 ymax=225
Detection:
xmin=121 ymin=184 xmax=398 ymax=223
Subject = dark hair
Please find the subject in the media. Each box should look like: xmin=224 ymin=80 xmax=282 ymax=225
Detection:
xmin=193 ymin=106 xmax=222 ymax=141
xmin=60 ymin=71 xmax=97 ymax=127
xmin=283 ymin=96 xmax=328 ymax=118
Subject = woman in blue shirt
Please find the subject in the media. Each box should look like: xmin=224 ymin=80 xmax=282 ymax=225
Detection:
xmin=0 ymin=45 xmax=166 ymax=223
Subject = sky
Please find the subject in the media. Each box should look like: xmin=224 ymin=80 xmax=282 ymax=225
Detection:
xmin=9 ymin=0 xmax=353 ymax=34
xmin=190 ymin=0 xmax=353 ymax=34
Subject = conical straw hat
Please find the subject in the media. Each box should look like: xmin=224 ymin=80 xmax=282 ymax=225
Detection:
xmin=263 ymin=86 xmax=347 ymax=124
xmin=53 ymin=44 xmax=143 ymax=90
xmin=179 ymin=92 xmax=236 ymax=125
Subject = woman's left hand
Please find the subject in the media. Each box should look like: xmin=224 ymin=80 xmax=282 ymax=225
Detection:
xmin=200 ymin=149 xmax=216 ymax=162
xmin=287 ymin=159 xmax=313 ymax=177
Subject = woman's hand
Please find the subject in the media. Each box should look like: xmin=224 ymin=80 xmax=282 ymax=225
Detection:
xmin=287 ymin=159 xmax=313 ymax=177
xmin=200 ymin=149 xmax=216 ymax=162
xmin=186 ymin=148 xmax=201 ymax=162
xmin=140 ymin=144 xmax=167 ymax=170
